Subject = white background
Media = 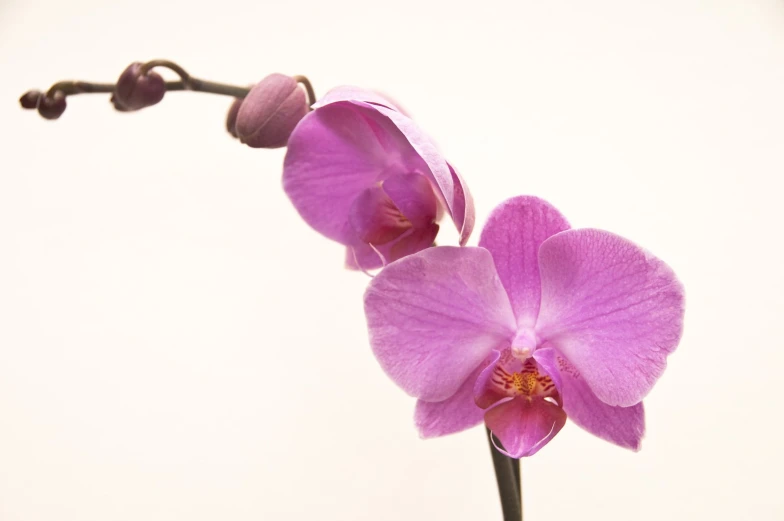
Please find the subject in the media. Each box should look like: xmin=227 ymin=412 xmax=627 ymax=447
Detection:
xmin=1 ymin=0 xmax=783 ymax=519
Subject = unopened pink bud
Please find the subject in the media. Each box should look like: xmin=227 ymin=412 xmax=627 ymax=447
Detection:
xmin=235 ymin=74 xmax=308 ymax=148
xmin=113 ymin=62 xmax=166 ymax=111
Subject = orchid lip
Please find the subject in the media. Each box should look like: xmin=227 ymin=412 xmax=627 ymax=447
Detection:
xmin=477 ymin=354 xmax=566 ymax=457
xmin=474 ymin=348 xmax=560 ymax=411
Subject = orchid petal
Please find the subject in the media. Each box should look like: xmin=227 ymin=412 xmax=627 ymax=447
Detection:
xmin=390 ymin=222 xmax=440 ymax=263
xmin=536 ymin=229 xmax=685 ymax=407
xmin=373 ymin=105 xmax=455 ymax=219
xmin=382 ymin=173 xmax=438 ymax=228
xmin=415 ymin=363 xmax=487 ymax=438
xmin=345 ymin=223 xmax=440 ymax=271
xmin=535 ymin=347 xmax=644 ymax=450
xmin=478 ymin=196 xmax=570 ymax=329
xmin=364 ymin=247 xmax=517 ymax=401
xmin=283 ymin=101 xmax=428 ymax=244
xmin=313 ymin=86 xmax=403 ymax=112
xmin=349 ymin=186 xmax=412 ymax=245
xmin=473 ymin=349 xmax=523 ymax=409
xmin=485 ymin=397 xmax=567 ymax=458
xmin=449 ymin=164 xmax=476 ymax=246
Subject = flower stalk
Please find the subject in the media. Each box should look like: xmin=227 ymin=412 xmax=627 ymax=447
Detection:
xmin=19 ymin=59 xmax=317 ymax=119
xmin=487 ymin=428 xmax=523 ymax=521
xmin=136 ymin=59 xmax=250 ymax=98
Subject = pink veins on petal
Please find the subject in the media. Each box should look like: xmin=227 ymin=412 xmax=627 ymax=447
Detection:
xmin=363 ymin=196 xmax=684 ymax=457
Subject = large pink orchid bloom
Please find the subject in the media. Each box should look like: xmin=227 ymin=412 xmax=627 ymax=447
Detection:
xmin=283 ymin=87 xmax=474 ymax=270
xmin=364 ymin=196 xmax=685 ymax=457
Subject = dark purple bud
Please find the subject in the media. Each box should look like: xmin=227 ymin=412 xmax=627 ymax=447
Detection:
xmin=113 ymin=62 xmax=166 ymax=111
xmin=37 ymin=91 xmax=67 ymax=120
xmin=225 ymin=96 xmax=243 ymax=138
xmin=20 ymin=90 xmax=42 ymax=109
xmin=235 ymin=74 xmax=308 ymax=148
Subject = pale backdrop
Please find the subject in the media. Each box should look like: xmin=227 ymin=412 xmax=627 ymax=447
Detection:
xmin=1 ymin=0 xmax=783 ymax=519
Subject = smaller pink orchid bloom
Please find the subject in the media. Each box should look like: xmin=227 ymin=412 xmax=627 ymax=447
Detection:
xmin=364 ymin=196 xmax=685 ymax=457
xmin=282 ymin=87 xmax=474 ymax=270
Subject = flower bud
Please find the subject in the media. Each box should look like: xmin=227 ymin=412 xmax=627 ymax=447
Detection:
xmin=235 ymin=74 xmax=308 ymax=148
xmin=37 ymin=91 xmax=66 ymax=120
xmin=113 ymin=62 xmax=166 ymax=111
xmin=225 ymin=97 xmax=243 ymax=138
xmin=19 ymin=90 xmax=42 ymax=109
xmin=110 ymin=94 xmax=130 ymax=112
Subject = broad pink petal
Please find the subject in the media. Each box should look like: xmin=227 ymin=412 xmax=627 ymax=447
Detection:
xmin=415 ymin=363 xmax=487 ymax=438
xmin=349 ymin=186 xmax=412 ymax=245
xmin=382 ymin=173 xmax=438 ymax=228
xmin=449 ymin=164 xmax=475 ymax=246
xmin=478 ymin=196 xmax=570 ymax=329
xmin=485 ymin=397 xmax=567 ymax=458
xmin=283 ymin=101 xmax=428 ymax=244
xmin=364 ymin=247 xmax=517 ymax=401
xmin=536 ymin=229 xmax=685 ymax=407
xmin=534 ymin=347 xmax=644 ymax=450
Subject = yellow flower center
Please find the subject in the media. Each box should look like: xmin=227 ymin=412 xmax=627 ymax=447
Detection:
xmin=493 ymin=360 xmax=556 ymax=399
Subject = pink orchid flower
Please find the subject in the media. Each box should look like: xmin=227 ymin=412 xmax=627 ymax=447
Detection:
xmin=282 ymin=87 xmax=474 ymax=270
xmin=364 ymin=196 xmax=685 ymax=457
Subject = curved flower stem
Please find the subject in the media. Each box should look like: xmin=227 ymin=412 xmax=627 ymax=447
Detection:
xmin=43 ymin=80 xmax=189 ymax=98
xmin=22 ymin=60 xmax=319 ymax=120
xmin=487 ymin=428 xmax=522 ymax=521
xmin=293 ymin=75 xmax=316 ymax=107
xmin=138 ymin=60 xmax=250 ymax=98
xmin=44 ymin=81 xmax=115 ymax=97
xmin=36 ymin=61 xmax=250 ymax=101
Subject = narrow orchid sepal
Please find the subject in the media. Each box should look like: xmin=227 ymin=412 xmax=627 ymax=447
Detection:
xmin=534 ymin=347 xmax=644 ymax=450
xmin=479 ymin=196 xmax=570 ymax=329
